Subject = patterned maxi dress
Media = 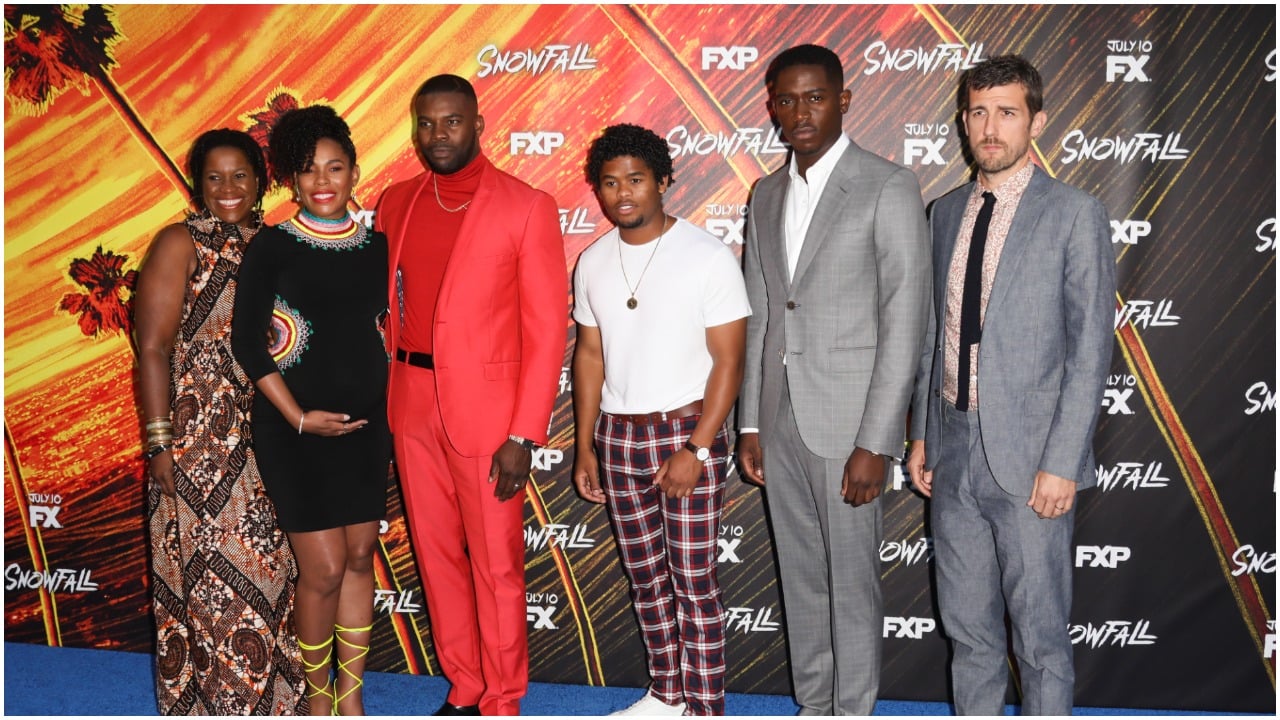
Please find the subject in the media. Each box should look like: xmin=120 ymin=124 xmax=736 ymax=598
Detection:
xmin=146 ymin=212 xmax=308 ymax=715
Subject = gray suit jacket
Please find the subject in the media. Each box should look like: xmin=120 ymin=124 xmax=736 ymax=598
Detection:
xmin=741 ymin=141 xmax=931 ymax=459
xmin=910 ymin=166 xmax=1116 ymax=492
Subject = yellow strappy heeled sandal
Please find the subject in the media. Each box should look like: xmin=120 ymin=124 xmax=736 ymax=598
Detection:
xmin=298 ymin=634 xmax=335 ymax=715
xmin=333 ymin=623 xmax=373 ymax=715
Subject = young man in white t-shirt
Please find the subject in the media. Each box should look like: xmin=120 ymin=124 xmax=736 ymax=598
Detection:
xmin=572 ymin=123 xmax=751 ymax=716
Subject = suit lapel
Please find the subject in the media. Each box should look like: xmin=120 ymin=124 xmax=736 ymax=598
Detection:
xmin=986 ymin=168 xmax=1051 ymax=320
xmin=790 ymin=144 xmax=857 ymax=289
xmin=754 ymin=172 xmax=790 ymax=290
xmin=933 ymin=184 xmax=969 ymax=322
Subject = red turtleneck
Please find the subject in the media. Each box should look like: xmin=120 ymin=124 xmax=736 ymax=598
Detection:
xmin=398 ymin=154 xmax=490 ymax=354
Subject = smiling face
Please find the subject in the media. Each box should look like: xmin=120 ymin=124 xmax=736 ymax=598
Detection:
xmin=596 ymin=155 xmax=668 ymax=239
xmin=767 ymin=63 xmax=851 ymax=175
xmin=200 ymin=146 xmax=259 ymax=227
xmin=962 ymin=82 xmax=1047 ymax=188
xmin=293 ymin=137 xmax=359 ymax=220
xmin=414 ymin=91 xmax=484 ymax=175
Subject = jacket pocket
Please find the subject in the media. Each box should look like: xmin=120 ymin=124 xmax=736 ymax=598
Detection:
xmin=483 ymin=361 xmax=520 ymax=380
xmin=827 ymin=346 xmax=875 ymax=374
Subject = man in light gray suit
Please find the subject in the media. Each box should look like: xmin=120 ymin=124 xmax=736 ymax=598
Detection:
xmin=738 ymin=44 xmax=931 ymax=715
xmin=906 ymin=55 xmax=1115 ymax=715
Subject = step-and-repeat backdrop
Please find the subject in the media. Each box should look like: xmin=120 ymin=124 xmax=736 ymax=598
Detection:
xmin=3 ymin=4 xmax=1275 ymax=712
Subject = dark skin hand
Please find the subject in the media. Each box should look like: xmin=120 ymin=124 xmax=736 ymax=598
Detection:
xmin=148 ymin=453 xmax=177 ymax=497
xmin=842 ymin=447 xmax=886 ymax=506
xmin=655 ymin=446 xmax=703 ymax=499
xmin=490 ymin=438 xmax=533 ymax=501
xmin=736 ymin=432 xmax=765 ymax=487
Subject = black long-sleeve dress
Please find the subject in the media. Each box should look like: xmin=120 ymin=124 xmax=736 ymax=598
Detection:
xmin=231 ymin=215 xmax=390 ymax=532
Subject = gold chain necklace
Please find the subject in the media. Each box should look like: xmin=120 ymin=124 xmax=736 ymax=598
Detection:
xmin=618 ymin=215 xmax=670 ymax=310
xmin=433 ymin=173 xmax=470 ymax=213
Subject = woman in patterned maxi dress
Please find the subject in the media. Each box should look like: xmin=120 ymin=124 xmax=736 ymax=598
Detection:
xmin=134 ymin=129 xmax=307 ymax=715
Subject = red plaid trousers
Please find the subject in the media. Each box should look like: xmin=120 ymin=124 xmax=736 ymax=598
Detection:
xmin=594 ymin=412 xmax=729 ymax=716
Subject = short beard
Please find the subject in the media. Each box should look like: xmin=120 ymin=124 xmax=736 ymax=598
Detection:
xmin=613 ymin=213 xmax=646 ymax=230
xmin=424 ymin=141 xmax=479 ymax=176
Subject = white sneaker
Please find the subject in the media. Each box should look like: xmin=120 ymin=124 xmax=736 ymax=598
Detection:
xmin=610 ymin=691 xmax=687 ymax=716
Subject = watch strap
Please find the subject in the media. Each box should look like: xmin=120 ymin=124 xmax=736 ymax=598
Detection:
xmin=684 ymin=440 xmax=710 ymax=460
xmin=508 ymin=434 xmax=538 ymax=451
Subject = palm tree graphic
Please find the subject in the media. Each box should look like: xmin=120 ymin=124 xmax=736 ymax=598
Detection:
xmin=57 ymin=244 xmax=140 ymax=357
xmin=3 ymin=4 xmax=190 ymax=200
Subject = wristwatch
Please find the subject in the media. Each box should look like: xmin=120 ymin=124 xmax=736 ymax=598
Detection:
xmin=144 ymin=444 xmax=171 ymax=460
xmin=508 ymin=434 xmax=538 ymax=451
xmin=684 ymin=440 xmax=711 ymax=462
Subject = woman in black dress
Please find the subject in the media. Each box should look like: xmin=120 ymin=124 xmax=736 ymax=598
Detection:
xmin=232 ymin=105 xmax=390 ymax=716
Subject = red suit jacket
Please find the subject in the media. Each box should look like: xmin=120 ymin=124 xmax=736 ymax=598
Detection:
xmin=377 ymin=163 xmax=567 ymax=457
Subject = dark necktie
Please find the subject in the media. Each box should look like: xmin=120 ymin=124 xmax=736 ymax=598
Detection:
xmin=956 ymin=191 xmax=996 ymax=411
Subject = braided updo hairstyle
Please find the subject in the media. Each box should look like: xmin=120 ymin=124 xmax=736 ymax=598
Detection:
xmin=266 ymin=105 xmax=358 ymax=189
xmin=187 ymin=128 xmax=267 ymax=211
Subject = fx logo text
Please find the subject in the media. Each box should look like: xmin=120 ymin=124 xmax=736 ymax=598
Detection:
xmin=527 ymin=605 xmax=558 ymax=630
xmin=904 ymin=138 xmax=945 ymax=165
xmin=29 ymin=505 xmax=62 ymax=529
xmin=1106 ymin=55 xmax=1150 ymax=82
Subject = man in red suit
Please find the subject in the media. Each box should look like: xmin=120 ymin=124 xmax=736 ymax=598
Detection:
xmin=375 ymin=74 xmax=567 ymax=716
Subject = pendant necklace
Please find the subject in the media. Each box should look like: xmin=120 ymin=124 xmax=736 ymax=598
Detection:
xmin=433 ymin=173 xmax=470 ymax=213
xmin=618 ymin=215 xmax=670 ymax=310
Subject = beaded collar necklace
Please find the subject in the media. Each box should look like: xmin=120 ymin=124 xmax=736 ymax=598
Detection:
xmin=283 ymin=208 xmax=369 ymax=251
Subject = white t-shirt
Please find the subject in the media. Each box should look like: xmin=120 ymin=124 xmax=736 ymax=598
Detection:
xmin=573 ymin=217 xmax=752 ymax=414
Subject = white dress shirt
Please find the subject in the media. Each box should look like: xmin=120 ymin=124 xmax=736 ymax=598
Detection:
xmin=784 ymin=133 xmax=851 ymax=281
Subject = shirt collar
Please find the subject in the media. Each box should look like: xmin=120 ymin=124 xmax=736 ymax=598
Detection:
xmin=975 ymin=159 xmax=1035 ymax=202
xmin=788 ymin=133 xmax=851 ymax=186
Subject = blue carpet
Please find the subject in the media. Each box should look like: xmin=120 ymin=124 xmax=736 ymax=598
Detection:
xmin=0 ymin=642 xmax=1253 ymax=716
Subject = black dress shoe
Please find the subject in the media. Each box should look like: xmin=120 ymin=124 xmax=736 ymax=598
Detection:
xmin=434 ymin=701 xmax=481 ymax=716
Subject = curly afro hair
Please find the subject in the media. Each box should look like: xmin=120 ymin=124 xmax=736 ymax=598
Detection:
xmin=186 ymin=128 xmax=267 ymax=211
xmin=266 ymin=105 xmax=357 ymax=189
xmin=584 ymin=123 xmax=674 ymax=191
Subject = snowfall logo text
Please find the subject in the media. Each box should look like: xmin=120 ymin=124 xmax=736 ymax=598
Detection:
xmin=1095 ymin=462 xmax=1169 ymax=491
xmin=525 ymin=523 xmax=595 ymax=551
xmin=1070 ymin=620 xmax=1157 ymax=648
xmin=1060 ymin=131 xmax=1189 ymax=164
xmin=666 ymin=126 xmax=786 ymax=158
xmin=477 ymin=43 xmax=597 ymax=77
xmin=5 ymin=564 xmax=98 ymax=592
xmin=726 ymin=606 xmax=780 ymax=632
xmin=862 ymin=42 xmax=986 ymax=75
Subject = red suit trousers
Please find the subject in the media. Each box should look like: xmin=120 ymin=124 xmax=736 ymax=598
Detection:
xmin=390 ymin=361 xmax=527 ymax=715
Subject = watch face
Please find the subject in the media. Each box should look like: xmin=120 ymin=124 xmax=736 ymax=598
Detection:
xmin=685 ymin=440 xmax=710 ymax=461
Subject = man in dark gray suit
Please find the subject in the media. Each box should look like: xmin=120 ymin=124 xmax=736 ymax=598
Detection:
xmin=738 ymin=44 xmax=931 ymax=715
xmin=906 ymin=55 xmax=1115 ymax=715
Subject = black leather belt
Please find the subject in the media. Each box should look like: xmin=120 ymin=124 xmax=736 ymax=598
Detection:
xmin=396 ymin=349 xmax=434 ymax=369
